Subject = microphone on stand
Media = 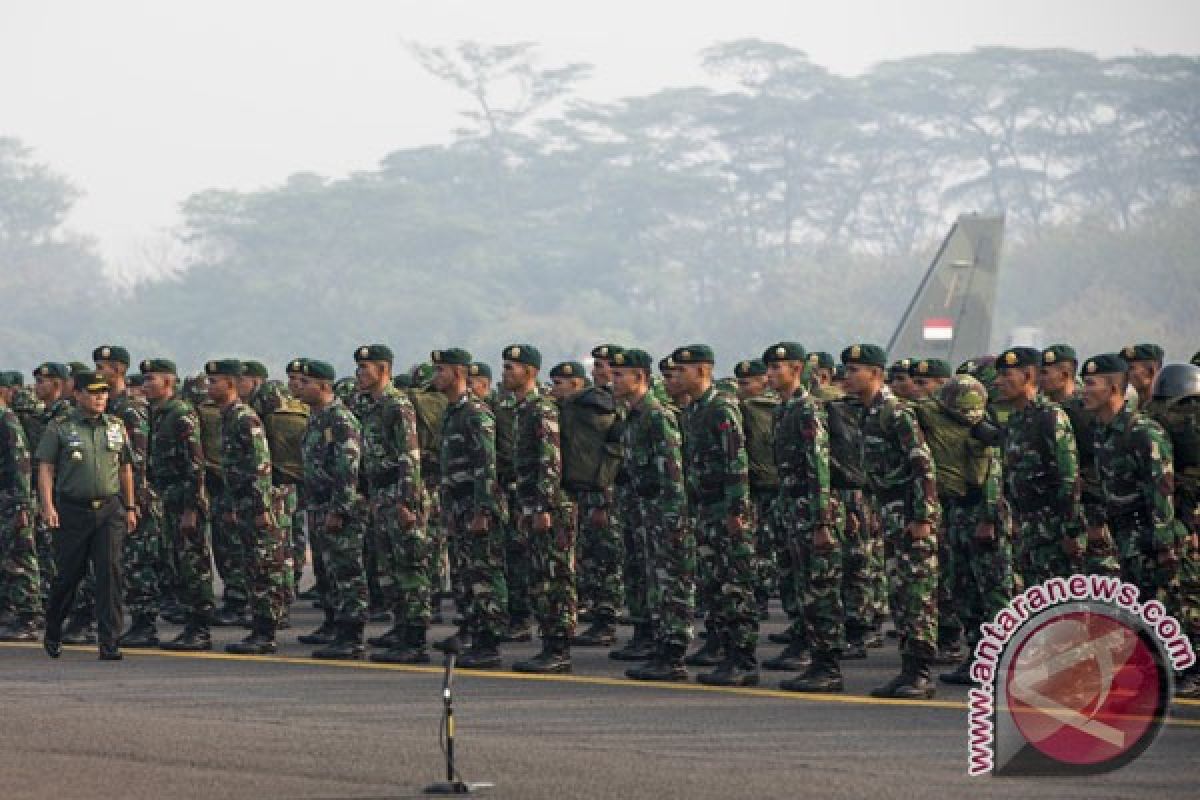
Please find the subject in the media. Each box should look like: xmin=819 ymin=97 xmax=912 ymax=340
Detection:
xmin=424 ymin=636 xmax=492 ymax=795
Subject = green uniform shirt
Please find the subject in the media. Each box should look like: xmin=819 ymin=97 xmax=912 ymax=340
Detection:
xmin=36 ymin=408 xmax=132 ymax=502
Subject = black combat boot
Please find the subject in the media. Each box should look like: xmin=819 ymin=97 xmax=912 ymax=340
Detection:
xmin=298 ymin=610 xmax=338 ymax=645
xmin=684 ymin=633 xmax=725 ymax=667
xmin=61 ymin=615 xmax=97 ymax=645
xmin=433 ymin=622 xmax=471 ymax=653
xmin=160 ymin=618 xmax=213 ymax=651
xmin=371 ymin=626 xmax=432 ymax=664
xmin=871 ymin=655 xmax=935 ymax=699
xmin=312 ymin=620 xmax=366 ymax=660
xmin=501 ymin=616 xmax=533 ymax=643
xmin=779 ymin=652 xmax=844 ymax=692
xmin=368 ymin=622 xmax=405 ymax=648
xmin=698 ymin=649 xmax=760 ymax=687
xmin=572 ymin=619 xmax=617 ymax=647
xmin=457 ymin=631 xmax=503 ymax=669
xmin=1174 ymin=666 xmax=1200 ymax=700
xmin=98 ymin=642 xmax=123 ymax=661
xmin=933 ymin=637 xmax=965 ymax=665
xmin=513 ymin=637 xmax=572 ymax=674
xmin=608 ymin=623 xmax=656 ymax=661
xmin=212 ymin=603 xmax=250 ymax=628
xmin=118 ymin=614 xmax=160 ymax=648
xmin=762 ymin=640 xmax=812 ymax=671
xmin=225 ymin=619 xmax=278 ymax=655
xmin=0 ymin=615 xmax=39 ymax=642
xmin=939 ymin=656 xmax=976 ymax=686
xmin=626 ymin=643 xmax=688 ymax=682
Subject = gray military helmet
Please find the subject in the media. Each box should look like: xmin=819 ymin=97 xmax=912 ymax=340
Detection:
xmin=1151 ymin=363 xmax=1200 ymax=401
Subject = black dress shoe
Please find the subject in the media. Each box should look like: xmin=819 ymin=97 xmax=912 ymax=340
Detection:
xmin=44 ymin=637 xmax=62 ymax=659
xmin=99 ymin=645 xmax=123 ymax=661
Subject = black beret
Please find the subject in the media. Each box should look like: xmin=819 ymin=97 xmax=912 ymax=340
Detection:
xmin=1041 ymin=344 xmax=1077 ymax=366
xmin=996 ymin=347 xmax=1041 ymax=370
xmin=808 ymin=351 xmax=835 ymax=370
xmin=842 ymin=344 xmax=888 ymax=368
xmin=139 ymin=358 xmax=177 ymax=375
xmin=590 ymin=344 xmax=622 ymax=361
xmin=469 ymin=362 xmax=492 ymax=380
xmin=1121 ymin=343 xmax=1165 ymax=364
xmin=888 ymin=358 xmax=913 ymax=377
xmin=286 ymin=358 xmax=308 ymax=375
xmin=431 ymin=348 xmax=471 ymax=366
xmin=502 ymin=344 xmax=542 ymax=369
xmin=670 ymin=344 xmax=715 ymax=365
xmin=68 ymin=361 xmax=89 ymax=376
xmin=734 ymin=359 xmax=767 ymax=378
xmin=550 ymin=361 xmax=586 ymax=379
xmin=612 ymin=349 xmax=652 ymax=370
xmin=33 ymin=362 xmax=70 ymax=380
xmin=204 ymin=359 xmax=243 ymax=377
xmin=911 ymin=359 xmax=952 ymax=379
xmin=354 ymin=344 xmax=394 ymax=363
xmin=127 ymin=374 xmax=144 ymax=387
xmin=658 ymin=356 xmax=675 ymax=373
xmin=241 ymin=360 xmax=268 ymax=379
xmin=302 ymin=360 xmax=336 ymax=381
xmin=74 ymin=370 xmax=109 ymax=392
xmin=93 ymin=345 xmax=130 ymax=366
xmin=1082 ymin=353 xmax=1129 ymax=376
xmin=762 ymin=342 xmax=806 ymax=363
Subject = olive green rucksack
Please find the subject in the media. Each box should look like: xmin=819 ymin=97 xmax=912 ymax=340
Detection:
xmin=911 ymin=398 xmax=990 ymax=500
xmin=262 ymin=396 xmax=309 ymax=485
xmin=560 ymin=387 xmax=622 ymax=492
xmin=406 ymin=388 xmax=449 ymax=473
xmin=739 ymin=395 xmax=779 ymax=491
xmin=1148 ymin=396 xmax=1200 ymax=497
xmin=196 ymin=401 xmax=224 ymax=478
xmin=491 ymin=391 xmax=517 ymax=486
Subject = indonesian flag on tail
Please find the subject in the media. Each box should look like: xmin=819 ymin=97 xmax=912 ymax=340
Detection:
xmin=923 ymin=317 xmax=954 ymax=341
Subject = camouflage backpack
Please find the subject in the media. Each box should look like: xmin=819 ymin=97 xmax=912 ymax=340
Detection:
xmin=560 ymin=386 xmax=622 ymax=492
xmin=10 ymin=387 xmax=46 ymax=453
xmin=739 ymin=394 xmax=779 ymax=491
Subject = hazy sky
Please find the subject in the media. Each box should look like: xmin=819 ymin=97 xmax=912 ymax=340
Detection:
xmin=2 ymin=0 xmax=1198 ymax=278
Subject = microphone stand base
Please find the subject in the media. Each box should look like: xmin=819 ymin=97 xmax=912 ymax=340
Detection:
xmin=424 ymin=780 xmax=494 ymax=794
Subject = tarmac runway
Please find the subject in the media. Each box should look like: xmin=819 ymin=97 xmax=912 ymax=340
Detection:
xmin=2 ymin=602 xmax=1197 ymax=799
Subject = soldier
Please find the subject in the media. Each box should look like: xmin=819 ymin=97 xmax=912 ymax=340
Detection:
xmin=206 ymin=359 xmax=289 ymax=655
xmin=37 ymin=371 xmax=138 ymax=661
xmin=1122 ymin=344 xmax=1165 ymax=410
xmin=93 ymin=346 xmax=161 ymax=649
xmin=295 ymin=360 xmax=369 ymax=659
xmin=761 ymin=343 xmax=844 ymax=692
xmin=670 ymin=345 xmax=758 ymax=687
xmin=995 ymin=347 xmax=1085 ymax=586
xmin=352 ymin=345 xmax=431 ymax=665
xmin=841 ymin=344 xmax=941 ymax=699
xmin=734 ymin=359 xmax=779 ymax=620
xmin=485 ymin=363 xmax=529 ymax=644
xmin=30 ymin=362 xmax=73 ymax=603
xmin=285 ymin=358 xmax=324 ymax=606
xmin=549 ymin=362 xmax=588 ymax=400
xmin=138 ymin=359 xmax=215 ymax=651
xmin=887 ymin=359 xmax=918 ymax=401
xmin=808 ymin=352 xmax=837 ymax=391
xmin=502 ymin=345 xmax=578 ymax=673
xmin=612 ymin=349 xmax=693 ymax=682
xmin=468 ymin=362 xmax=492 ymax=400
xmin=432 ymin=348 xmax=509 ymax=669
xmin=908 ymin=359 xmax=952 ymax=400
xmin=0 ymin=396 xmax=41 ymax=641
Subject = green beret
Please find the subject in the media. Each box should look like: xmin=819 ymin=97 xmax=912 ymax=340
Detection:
xmin=1082 ymin=353 xmax=1128 ymax=376
xmin=502 ymin=344 xmax=542 ymax=369
xmin=612 ymin=349 xmax=652 ymax=370
xmin=285 ymin=358 xmax=308 ymax=375
xmin=670 ymin=344 xmax=715 ymax=365
xmin=1041 ymin=344 xmax=1077 ymax=367
xmin=33 ymin=362 xmax=70 ymax=380
xmin=832 ymin=364 xmax=846 ymax=380
xmin=92 ymin=345 xmax=130 ymax=366
xmin=734 ymin=359 xmax=767 ymax=378
xmin=392 ymin=374 xmax=413 ymax=389
xmin=762 ymin=342 xmax=806 ymax=363
xmin=73 ymin=370 xmax=109 ymax=392
xmin=996 ymin=347 xmax=1040 ymax=370
xmin=842 ymin=344 xmax=888 ymax=368
xmin=241 ymin=360 xmax=268 ymax=379
xmin=353 ymin=344 xmax=394 ymax=363
xmin=657 ymin=356 xmax=675 ymax=373
xmin=809 ymin=351 xmax=835 ymax=370
xmin=1121 ymin=343 xmax=1165 ymax=364
xmin=139 ymin=358 xmax=177 ymax=375
xmin=302 ymin=359 xmax=336 ymax=381
xmin=68 ymin=361 xmax=89 ymax=376
xmin=469 ymin=362 xmax=492 ymax=380
xmin=204 ymin=359 xmax=243 ymax=377
xmin=910 ymin=358 xmax=952 ymax=379
xmin=591 ymin=344 xmax=622 ymax=361
xmin=430 ymin=349 xmax=471 ymax=367
xmin=550 ymin=361 xmax=586 ymax=379
xmin=127 ymin=373 xmax=144 ymax=387
xmin=887 ymin=358 xmax=913 ymax=377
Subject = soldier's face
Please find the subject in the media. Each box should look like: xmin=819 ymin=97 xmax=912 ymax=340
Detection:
xmin=287 ymin=373 xmax=305 ymax=394
xmin=767 ymin=361 xmax=798 ymax=392
xmin=1128 ymin=361 xmax=1157 ymax=392
xmin=1038 ymin=364 xmax=1072 ymax=394
xmin=501 ymin=361 xmax=532 ymax=392
xmin=911 ymin=376 xmax=947 ymax=398
xmin=996 ymin=367 xmax=1032 ymax=401
xmin=95 ymin=360 xmax=123 ymax=381
xmin=469 ymin=376 xmax=491 ymax=399
xmin=611 ymin=368 xmax=643 ymax=401
xmin=77 ymin=388 xmax=109 ymax=414
xmin=550 ymin=376 xmax=582 ymax=400
xmin=844 ymin=364 xmax=878 ymax=394
xmin=432 ymin=364 xmax=457 ymax=393
xmin=207 ymin=376 xmax=235 ymax=404
xmin=591 ymin=359 xmax=612 ymax=387
xmin=355 ymin=361 xmax=388 ymax=391
xmin=236 ymin=376 xmax=258 ymax=400
xmin=736 ymin=375 xmax=768 ymax=399
xmin=887 ymin=373 xmax=915 ymax=399
xmin=142 ymin=373 xmax=171 ymax=401
xmin=1081 ymin=375 xmax=1118 ymax=412
xmin=34 ymin=376 xmax=62 ymax=403
xmin=0 ymin=387 xmax=11 ymax=405
xmin=676 ymin=363 xmax=706 ymax=396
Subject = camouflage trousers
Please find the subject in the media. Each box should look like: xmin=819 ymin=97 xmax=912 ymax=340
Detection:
xmin=213 ymin=495 xmax=289 ymax=624
xmin=694 ymin=505 xmax=759 ymax=654
xmin=881 ymin=500 xmax=938 ymax=661
xmin=425 ymin=482 xmax=449 ymax=596
xmin=502 ymin=487 xmax=531 ymax=624
xmin=751 ymin=490 xmax=778 ymax=609
xmin=209 ymin=477 xmax=248 ymax=611
xmin=779 ymin=508 xmax=845 ymax=656
xmin=939 ymin=502 xmax=1013 ymax=648
xmin=161 ymin=497 xmax=215 ymax=620
xmin=35 ymin=518 xmax=56 ymax=605
xmin=519 ymin=505 xmax=578 ymax=640
xmin=840 ymin=489 xmax=875 ymax=640
xmin=768 ymin=499 xmax=803 ymax=637
xmin=309 ymin=504 xmax=368 ymax=624
xmin=574 ymin=489 xmax=623 ymax=623
xmin=271 ymin=485 xmax=297 ymax=604
xmin=369 ymin=488 xmax=432 ymax=628
xmin=122 ymin=493 xmax=164 ymax=619
xmin=0 ymin=503 xmax=42 ymax=617
xmin=1082 ymin=498 xmax=1121 ymax=576
xmin=618 ymin=488 xmax=648 ymax=624
xmin=631 ymin=501 xmax=694 ymax=651
xmin=446 ymin=506 xmax=509 ymax=640
xmin=1013 ymin=508 xmax=1085 ymax=587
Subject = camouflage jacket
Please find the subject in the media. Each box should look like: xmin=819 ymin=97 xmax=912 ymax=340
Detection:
xmin=248 ymin=380 xmax=291 ymax=418
xmin=683 ymin=385 xmax=749 ymax=515
xmin=0 ymin=407 xmax=32 ymax=511
xmin=301 ymin=398 xmax=362 ymax=515
xmin=489 ymin=388 xmax=519 ymax=488
xmin=108 ymin=389 xmax=150 ymax=494
xmin=620 ymin=390 xmax=687 ymax=528
xmin=1060 ymin=389 xmax=1104 ymax=518
xmin=147 ymin=396 xmax=206 ymax=511
xmin=219 ymin=401 xmax=273 ymax=515
xmin=859 ymin=387 xmax=940 ymax=524
xmin=358 ymin=385 xmax=421 ymax=505
xmin=513 ymin=390 xmax=567 ymax=513
xmin=1094 ymin=407 xmax=1178 ymax=550
xmin=1002 ymin=394 xmax=1080 ymax=517
xmin=440 ymin=390 xmax=503 ymax=517
xmin=772 ymin=388 xmax=832 ymax=528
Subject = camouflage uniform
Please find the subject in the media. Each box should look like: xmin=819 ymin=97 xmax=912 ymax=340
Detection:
xmin=684 ymin=386 xmax=757 ymax=660
xmin=1061 ymin=390 xmax=1120 ymax=575
xmin=200 ymin=399 xmax=248 ymax=616
xmin=574 ymin=486 xmax=623 ymax=625
xmin=1002 ymin=395 xmax=1085 ymax=585
xmin=490 ymin=390 xmax=528 ymax=629
xmin=0 ymin=408 xmax=40 ymax=620
xmin=301 ymin=398 xmax=368 ymax=625
xmin=32 ymin=398 xmax=72 ymax=601
xmin=440 ymin=390 xmax=509 ymax=643
xmin=513 ymin=390 xmax=577 ymax=641
xmin=248 ymin=381 xmax=299 ymax=602
xmin=108 ymin=390 xmax=164 ymax=624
